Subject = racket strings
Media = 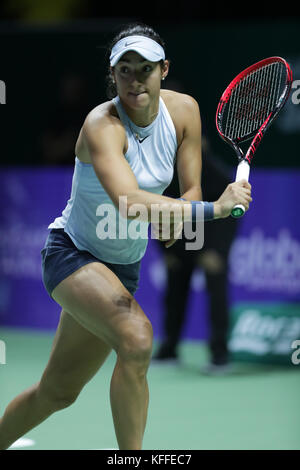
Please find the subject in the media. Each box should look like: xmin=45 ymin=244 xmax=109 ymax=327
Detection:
xmin=224 ymin=62 xmax=285 ymax=141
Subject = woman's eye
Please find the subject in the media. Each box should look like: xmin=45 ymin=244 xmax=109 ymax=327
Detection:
xmin=120 ymin=66 xmax=129 ymax=73
xmin=143 ymin=65 xmax=152 ymax=72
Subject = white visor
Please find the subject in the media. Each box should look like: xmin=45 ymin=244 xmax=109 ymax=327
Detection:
xmin=110 ymin=35 xmax=165 ymax=66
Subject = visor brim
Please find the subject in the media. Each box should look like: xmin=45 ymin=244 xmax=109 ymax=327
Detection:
xmin=110 ymin=47 xmax=164 ymax=66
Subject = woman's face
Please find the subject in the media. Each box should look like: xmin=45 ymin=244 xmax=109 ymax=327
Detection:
xmin=112 ymin=51 xmax=168 ymax=110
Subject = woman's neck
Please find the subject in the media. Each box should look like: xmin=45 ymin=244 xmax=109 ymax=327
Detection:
xmin=119 ymin=96 xmax=160 ymax=128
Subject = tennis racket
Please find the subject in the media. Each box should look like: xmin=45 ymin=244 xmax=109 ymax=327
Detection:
xmin=216 ymin=56 xmax=293 ymax=218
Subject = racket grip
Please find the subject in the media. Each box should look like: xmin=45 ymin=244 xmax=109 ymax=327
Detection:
xmin=231 ymin=160 xmax=250 ymax=218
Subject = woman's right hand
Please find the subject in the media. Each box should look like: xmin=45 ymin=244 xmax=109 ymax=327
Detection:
xmin=213 ymin=179 xmax=252 ymax=218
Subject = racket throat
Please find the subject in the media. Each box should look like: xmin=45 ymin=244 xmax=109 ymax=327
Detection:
xmin=232 ymin=142 xmax=244 ymax=162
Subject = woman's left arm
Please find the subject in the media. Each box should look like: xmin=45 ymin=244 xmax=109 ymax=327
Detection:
xmin=176 ymin=95 xmax=203 ymax=201
xmin=157 ymin=95 xmax=203 ymax=248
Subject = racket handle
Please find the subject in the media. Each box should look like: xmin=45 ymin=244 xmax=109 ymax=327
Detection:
xmin=231 ymin=160 xmax=250 ymax=218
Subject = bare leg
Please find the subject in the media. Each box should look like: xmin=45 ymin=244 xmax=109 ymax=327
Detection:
xmin=51 ymin=262 xmax=154 ymax=450
xmin=0 ymin=310 xmax=111 ymax=450
xmin=0 ymin=383 xmax=52 ymax=450
xmin=110 ymin=321 xmax=152 ymax=449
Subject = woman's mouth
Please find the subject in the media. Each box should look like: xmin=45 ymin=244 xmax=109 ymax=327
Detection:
xmin=129 ymin=91 xmax=146 ymax=96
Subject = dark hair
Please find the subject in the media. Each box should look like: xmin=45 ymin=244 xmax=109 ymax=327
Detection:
xmin=105 ymin=22 xmax=166 ymax=99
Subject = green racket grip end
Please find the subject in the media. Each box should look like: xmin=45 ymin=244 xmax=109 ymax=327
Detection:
xmin=231 ymin=204 xmax=245 ymax=218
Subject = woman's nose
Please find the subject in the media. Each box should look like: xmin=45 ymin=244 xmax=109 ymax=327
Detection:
xmin=129 ymin=71 xmax=142 ymax=84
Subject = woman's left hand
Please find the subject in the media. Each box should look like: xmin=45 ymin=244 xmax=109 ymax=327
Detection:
xmin=151 ymin=221 xmax=184 ymax=248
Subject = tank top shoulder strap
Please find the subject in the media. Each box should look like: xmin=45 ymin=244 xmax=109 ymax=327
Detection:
xmin=159 ymin=96 xmax=177 ymax=147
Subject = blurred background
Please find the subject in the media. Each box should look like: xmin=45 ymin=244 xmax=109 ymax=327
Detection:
xmin=0 ymin=2 xmax=299 ymax=450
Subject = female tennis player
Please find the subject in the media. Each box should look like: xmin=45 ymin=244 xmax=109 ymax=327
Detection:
xmin=0 ymin=23 xmax=252 ymax=450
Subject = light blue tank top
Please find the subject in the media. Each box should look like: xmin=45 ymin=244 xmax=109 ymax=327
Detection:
xmin=48 ymin=95 xmax=178 ymax=264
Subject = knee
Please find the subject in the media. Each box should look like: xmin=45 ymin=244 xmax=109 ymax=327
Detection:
xmin=197 ymin=250 xmax=225 ymax=275
xmin=118 ymin=320 xmax=153 ymax=367
xmin=37 ymin=377 xmax=80 ymax=412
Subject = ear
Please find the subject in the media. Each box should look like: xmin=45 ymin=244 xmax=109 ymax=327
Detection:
xmin=161 ymin=60 xmax=169 ymax=81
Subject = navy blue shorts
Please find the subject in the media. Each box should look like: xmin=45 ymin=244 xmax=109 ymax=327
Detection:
xmin=41 ymin=228 xmax=141 ymax=299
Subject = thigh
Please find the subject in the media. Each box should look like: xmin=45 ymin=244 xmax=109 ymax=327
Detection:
xmin=51 ymin=262 xmax=152 ymax=352
xmin=40 ymin=309 xmax=112 ymax=397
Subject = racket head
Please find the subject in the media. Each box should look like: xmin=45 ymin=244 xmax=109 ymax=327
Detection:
xmin=216 ymin=56 xmax=293 ymax=163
